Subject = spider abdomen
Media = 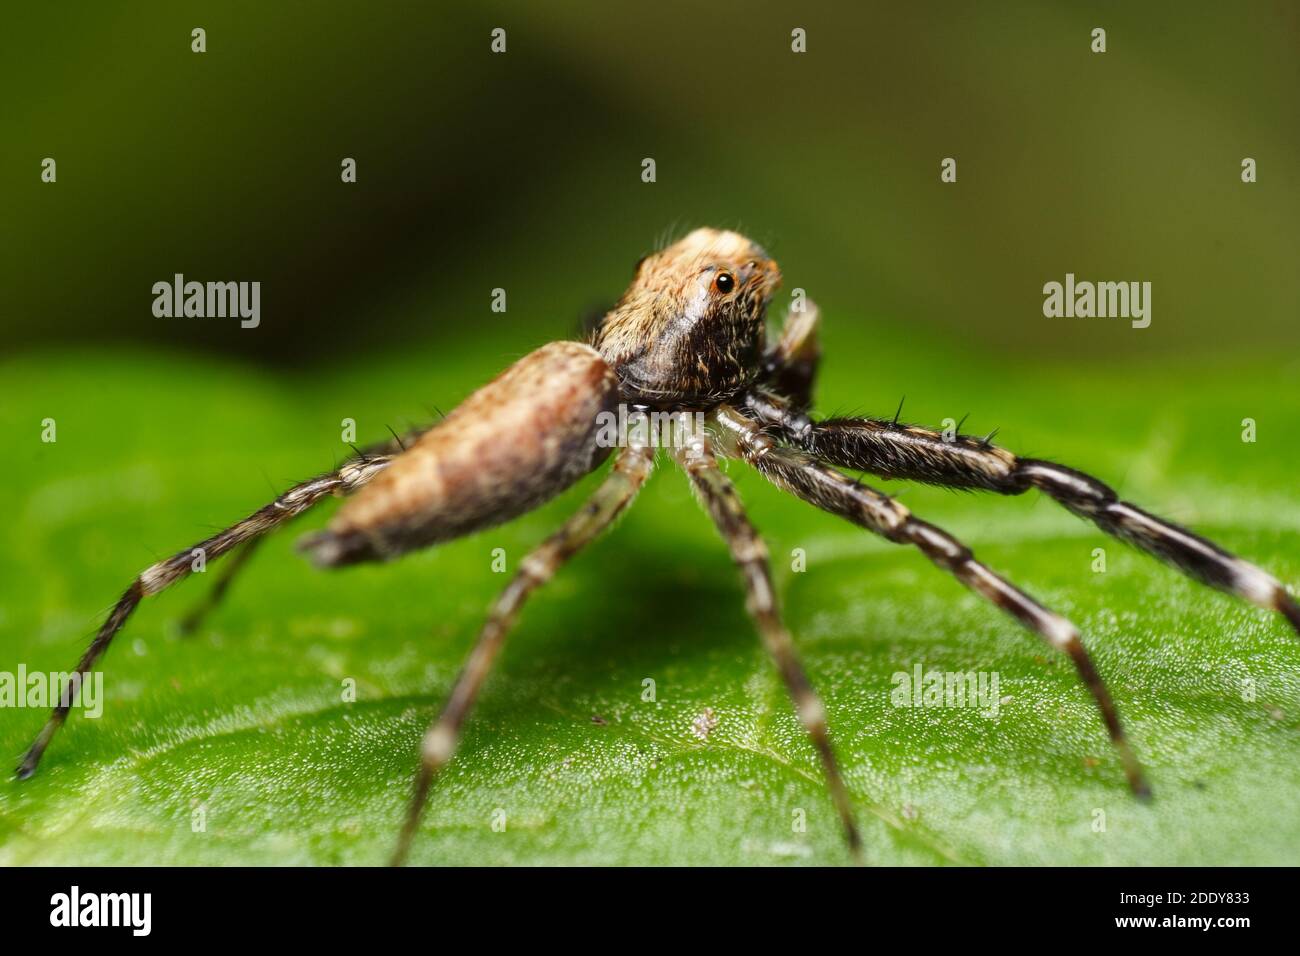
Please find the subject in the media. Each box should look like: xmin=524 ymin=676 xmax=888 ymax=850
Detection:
xmin=301 ymin=341 xmax=617 ymax=567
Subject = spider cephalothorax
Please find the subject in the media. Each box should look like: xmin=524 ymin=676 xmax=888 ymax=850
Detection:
xmin=594 ymin=228 xmax=781 ymax=405
xmin=19 ymin=228 xmax=1298 ymax=866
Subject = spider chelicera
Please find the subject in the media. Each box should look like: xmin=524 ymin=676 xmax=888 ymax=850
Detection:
xmin=18 ymin=228 xmax=1299 ymax=864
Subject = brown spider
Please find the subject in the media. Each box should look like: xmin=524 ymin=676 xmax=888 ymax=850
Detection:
xmin=18 ymin=228 xmax=1299 ymax=865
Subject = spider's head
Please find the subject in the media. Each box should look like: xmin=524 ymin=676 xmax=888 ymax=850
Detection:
xmin=594 ymin=228 xmax=781 ymax=406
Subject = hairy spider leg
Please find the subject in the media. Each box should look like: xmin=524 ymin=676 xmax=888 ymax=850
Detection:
xmin=15 ymin=446 xmax=402 ymax=780
xmin=675 ymin=436 xmax=863 ymax=861
xmin=712 ymin=404 xmax=1149 ymax=798
xmin=753 ymin=307 xmax=1299 ymax=637
xmin=179 ymin=429 xmax=427 ymax=633
xmin=176 ymin=536 xmax=264 ymax=634
xmin=392 ymin=442 xmax=655 ymax=865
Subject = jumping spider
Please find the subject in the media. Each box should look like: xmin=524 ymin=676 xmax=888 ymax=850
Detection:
xmin=18 ymin=228 xmax=1299 ymax=864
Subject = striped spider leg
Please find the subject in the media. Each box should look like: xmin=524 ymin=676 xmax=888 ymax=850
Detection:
xmin=175 ymin=428 xmax=429 ymax=635
xmin=709 ymin=403 xmax=1150 ymax=798
xmin=750 ymin=304 xmax=1300 ymax=637
xmin=391 ymin=440 xmax=654 ymax=865
xmin=674 ymin=433 xmax=863 ymax=860
xmin=15 ymin=432 xmax=417 ymax=780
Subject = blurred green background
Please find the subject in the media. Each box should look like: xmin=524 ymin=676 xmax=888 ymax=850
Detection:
xmin=2 ymin=2 xmax=1298 ymax=866
xmin=3 ymin=1 xmax=1296 ymax=362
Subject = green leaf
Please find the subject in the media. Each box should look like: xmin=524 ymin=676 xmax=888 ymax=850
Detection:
xmin=2 ymin=333 xmax=1297 ymax=865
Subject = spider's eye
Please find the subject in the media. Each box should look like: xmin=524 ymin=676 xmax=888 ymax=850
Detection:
xmin=713 ymin=271 xmax=735 ymax=294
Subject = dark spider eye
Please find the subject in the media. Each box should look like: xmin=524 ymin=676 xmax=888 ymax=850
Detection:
xmin=714 ymin=271 xmax=735 ymax=293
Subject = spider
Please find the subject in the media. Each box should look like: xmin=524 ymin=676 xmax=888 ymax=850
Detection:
xmin=17 ymin=228 xmax=1299 ymax=865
